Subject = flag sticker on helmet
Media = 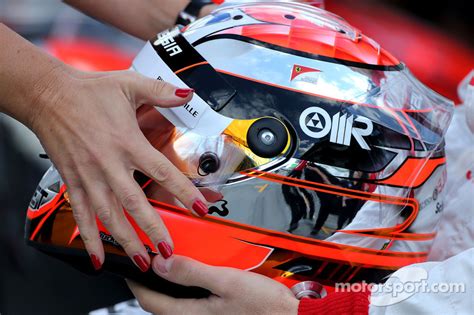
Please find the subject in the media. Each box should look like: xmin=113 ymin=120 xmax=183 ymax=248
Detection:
xmin=290 ymin=64 xmax=321 ymax=85
xmin=299 ymin=107 xmax=374 ymax=150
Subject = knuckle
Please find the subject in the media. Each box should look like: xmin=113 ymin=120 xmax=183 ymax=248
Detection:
xmin=72 ymin=208 xmax=88 ymax=224
xmin=121 ymin=192 xmax=142 ymax=211
xmin=173 ymin=185 xmax=192 ymax=201
xmin=95 ymin=207 xmax=113 ymax=225
xmin=143 ymin=221 xmax=166 ymax=241
xmin=150 ymin=80 xmax=167 ymax=96
xmin=64 ymin=179 xmax=83 ymax=192
xmin=148 ymin=162 xmax=171 ymax=182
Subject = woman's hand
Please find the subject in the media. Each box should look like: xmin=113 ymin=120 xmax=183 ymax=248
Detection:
xmin=1 ymin=21 xmax=211 ymax=274
xmin=31 ymin=68 xmax=210 ymax=272
xmin=128 ymin=255 xmax=299 ymax=315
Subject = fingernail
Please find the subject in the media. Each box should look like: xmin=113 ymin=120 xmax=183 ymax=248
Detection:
xmin=157 ymin=241 xmax=173 ymax=259
xmin=90 ymin=254 xmax=102 ymax=271
xmin=153 ymin=255 xmax=172 ymax=274
xmin=192 ymin=199 xmax=209 ymax=217
xmin=175 ymin=88 xmax=194 ymax=98
xmin=133 ymin=254 xmax=150 ymax=272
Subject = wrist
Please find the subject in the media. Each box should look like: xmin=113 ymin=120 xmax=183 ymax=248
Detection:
xmin=27 ymin=63 xmax=76 ymax=135
xmin=0 ymin=24 xmax=73 ymax=130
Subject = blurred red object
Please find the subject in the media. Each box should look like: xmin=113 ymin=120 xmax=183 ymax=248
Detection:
xmin=326 ymin=0 xmax=474 ymax=103
xmin=43 ymin=38 xmax=133 ymax=71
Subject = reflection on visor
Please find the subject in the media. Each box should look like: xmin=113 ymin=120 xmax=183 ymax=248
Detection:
xmin=138 ymin=105 xmax=291 ymax=187
xmin=171 ymin=129 xmax=247 ymax=186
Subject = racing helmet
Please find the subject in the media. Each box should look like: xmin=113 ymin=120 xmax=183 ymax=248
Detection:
xmin=26 ymin=2 xmax=454 ymax=295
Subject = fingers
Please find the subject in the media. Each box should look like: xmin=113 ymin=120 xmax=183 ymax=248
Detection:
xmin=83 ymin=180 xmax=151 ymax=273
xmin=199 ymin=188 xmax=224 ymax=203
xmin=127 ymin=280 xmax=212 ymax=315
xmin=138 ymin=148 xmax=209 ymax=217
xmin=105 ymin=168 xmax=174 ymax=259
xmin=151 ymin=254 xmax=238 ymax=296
xmin=125 ymin=71 xmax=194 ymax=108
xmin=127 ymin=280 xmax=177 ymax=314
xmin=67 ymin=186 xmax=104 ymax=271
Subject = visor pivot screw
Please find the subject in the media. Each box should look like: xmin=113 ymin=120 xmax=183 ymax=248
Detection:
xmin=247 ymin=118 xmax=288 ymax=158
xmin=259 ymin=129 xmax=276 ymax=146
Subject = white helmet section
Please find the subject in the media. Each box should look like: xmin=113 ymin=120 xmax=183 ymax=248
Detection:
xmin=427 ymin=71 xmax=474 ymax=261
xmin=131 ymin=28 xmax=232 ymax=137
xmin=457 ymin=70 xmax=474 ymax=133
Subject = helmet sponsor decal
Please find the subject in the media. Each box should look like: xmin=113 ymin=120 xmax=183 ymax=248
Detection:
xmin=133 ymin=29 xmax=233 ymax=134
xmin=290 ymin=64 xmax=321 ymax=85
xmin=153 ymin=28 xmax=183 ymax=57
xmin=208 ymin=200 xmax=230 ymax=217
xmin=299 ymin=107 xmax=374 ymax=150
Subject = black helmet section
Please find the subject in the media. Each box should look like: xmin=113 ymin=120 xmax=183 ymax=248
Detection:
xmin=214 ymin=72 xmax=446 ymax=173
xmin=247 ymin=118 xmax=289 ymax=158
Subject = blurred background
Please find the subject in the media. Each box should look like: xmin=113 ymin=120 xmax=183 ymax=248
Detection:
xmin=0 ymin=0 xmax=472 ymax=314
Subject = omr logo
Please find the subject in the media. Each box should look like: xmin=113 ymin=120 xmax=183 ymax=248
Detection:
xmin=299 ymin=107 xmax=373 ymax=150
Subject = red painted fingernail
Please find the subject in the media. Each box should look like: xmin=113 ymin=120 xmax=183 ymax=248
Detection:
xmin=175 ymin=88 xmax=194 ymax=98
xmin=90 ymin=254 xmax=102 ymax=271
xmin=133 ymin=254 xmax=150 ymax=272
xmin=192 ymin=199 xmax=208 ymax=217
xmin=157 ymin=241 xmax=173 ymax=259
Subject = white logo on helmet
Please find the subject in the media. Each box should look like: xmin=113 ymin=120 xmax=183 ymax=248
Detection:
xmin=299 ymin=107 xmax=373 ymax=150
xmin=153 ymin=28 xmax=182 ymax=57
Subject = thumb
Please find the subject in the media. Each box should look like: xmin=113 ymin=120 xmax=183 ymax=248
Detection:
xmin=152 ymin=254 xmax=236 ymax=295
xmin=126 ymin=72 xmax=194 ymax=108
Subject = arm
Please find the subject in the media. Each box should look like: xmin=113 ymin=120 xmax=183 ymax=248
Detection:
xmin=128 ymin=254 xmax=299 ymax=315
xmin=0 ymin=23 xmax=210 ymax=271
xmin=63 ymin=0 xmax=217 ymax=40
xmin=0 ymin=23 xmax=67 ymax=127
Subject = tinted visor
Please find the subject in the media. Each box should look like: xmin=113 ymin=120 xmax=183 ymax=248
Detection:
xmin=137 ymin=106 xmax=293 ymax=187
